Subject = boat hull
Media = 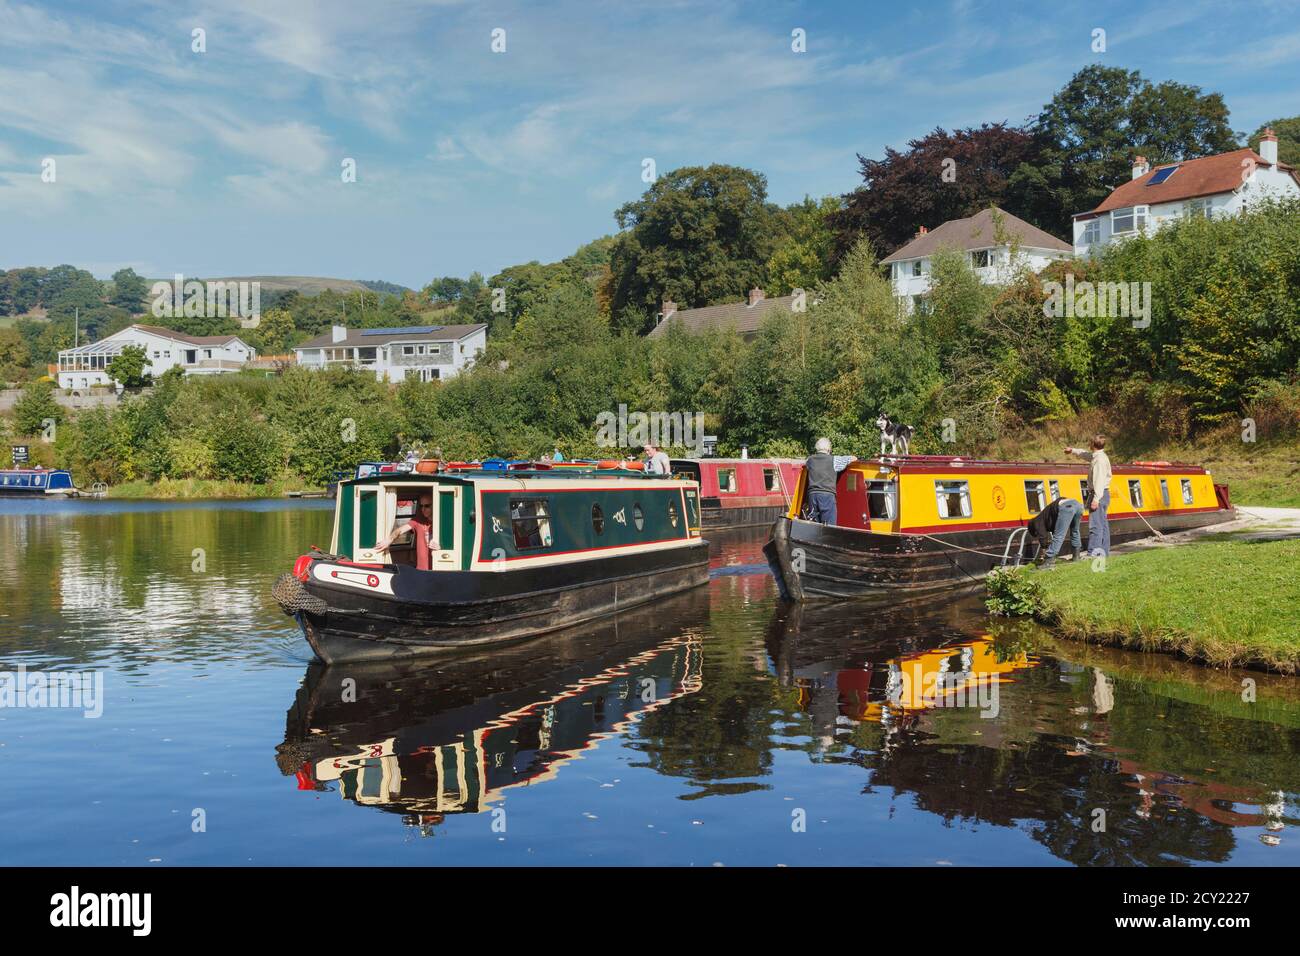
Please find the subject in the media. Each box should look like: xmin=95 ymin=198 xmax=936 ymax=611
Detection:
xmin=701 ymin=502 xmax=787 ymax=530
xmin=765 ymin=506 xmax=1235 ymax=602
xmin=278 ymin=541 xmax=711 ymax=663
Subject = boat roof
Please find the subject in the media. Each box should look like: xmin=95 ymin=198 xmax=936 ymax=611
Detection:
xmin=342 ymin=468 xmax=682 ymax=488
xmin=854 ymin=455 xmax=1208 ymax=475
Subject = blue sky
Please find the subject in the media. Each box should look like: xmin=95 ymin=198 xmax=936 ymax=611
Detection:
xmin=1 ymin=0 xmax=1297 ymax=288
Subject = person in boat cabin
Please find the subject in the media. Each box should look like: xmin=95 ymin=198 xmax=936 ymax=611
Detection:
xmin=1028 ymin=496 xmax=1083 ymax=569
xmin=643 ymin=444 xmax=671 ymax=475
xmin=804 ymin=438 xmax=856 ymax=525
xmin=374 ymin=493 xmax=434 ymax=570
xmin=1065 ymin=435 xmax=1113 ymax=557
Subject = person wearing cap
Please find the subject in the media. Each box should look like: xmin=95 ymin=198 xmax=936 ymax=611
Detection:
xmin=804 ymin=437 xmax=855 ymax=525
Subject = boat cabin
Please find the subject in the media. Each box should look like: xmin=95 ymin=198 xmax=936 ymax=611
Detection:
xmin=329 ymin=469 xmax=703 ymax=572
xmin=790 ymin=455 xmax=1225 ymax=535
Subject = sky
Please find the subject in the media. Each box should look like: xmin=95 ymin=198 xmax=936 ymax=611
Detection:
xmin=1 ymin=0 xmax=1298 ymax=289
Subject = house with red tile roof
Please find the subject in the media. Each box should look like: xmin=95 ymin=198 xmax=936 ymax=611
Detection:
xmin=880 ymin=206 xmax=1072 ymax=315
xmin=1072 ymin=129 xmax=1300 ymax=256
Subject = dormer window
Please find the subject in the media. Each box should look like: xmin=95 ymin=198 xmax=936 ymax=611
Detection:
xmin=911 ymin=260 xmax=923 ymax=277
xmin=1082 ymin=219 xmax=1100 ymax=245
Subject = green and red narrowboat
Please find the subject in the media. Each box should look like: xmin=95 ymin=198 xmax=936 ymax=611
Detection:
xmin=273 ymin=467 xmax=708 ymax=662
xmin=669 ymin=458 xmax=802 ymax=530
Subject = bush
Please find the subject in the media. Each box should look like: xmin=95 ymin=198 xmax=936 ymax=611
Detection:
xmin=985 ymin=566 xmax=1046 ymax=617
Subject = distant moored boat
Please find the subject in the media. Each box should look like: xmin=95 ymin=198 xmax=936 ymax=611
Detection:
xmin=0 ymin=467 xmax=80 ymax=498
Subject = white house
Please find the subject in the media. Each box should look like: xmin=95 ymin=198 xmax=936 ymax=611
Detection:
xmin=1072 ymin=129 xmax=1300 ymax=255
xmin=881 ymin=206 xmax=1073 ymax=314
xmin=57 ymin=324 xmax=256 ymax=389
xmin=293 ymin=324 xmax=487 ymax=382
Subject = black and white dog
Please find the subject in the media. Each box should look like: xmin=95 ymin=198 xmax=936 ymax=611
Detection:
xmin=876 ymin=414 xmax=914 ymax=456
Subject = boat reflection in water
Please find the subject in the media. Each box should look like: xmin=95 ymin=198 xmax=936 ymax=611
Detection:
xmin=276 ymin=589 xmax=708 ymax=833
xmin=763 ymin=598 xmax=1295 ymax=864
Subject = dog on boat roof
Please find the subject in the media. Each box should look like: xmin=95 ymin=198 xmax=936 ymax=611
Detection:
xmin=875 ymin=413 xmax=914 ymax=456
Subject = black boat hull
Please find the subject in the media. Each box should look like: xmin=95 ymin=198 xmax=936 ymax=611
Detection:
xmin=278 ymin=541 xmax=711 ymax=663
xmin=701 ymin=502 xmax=787 ymax=530
xmin=765 ymin=507 xmax=1235 ymax=601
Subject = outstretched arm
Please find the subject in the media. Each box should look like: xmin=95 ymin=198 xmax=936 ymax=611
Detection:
xmin=374 ymin=520 xmax=414 ymax=553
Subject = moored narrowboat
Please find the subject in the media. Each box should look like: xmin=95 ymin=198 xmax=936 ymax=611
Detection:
xmin=766 ymin=455 xmax=1235 ymax=601
xmin=273 ymin=466 xmax=709 ymax=662
xmin=669 ymin=458 xmax=802 ymax=530
xmin=0 ymin=467 xmax=79 ymax=497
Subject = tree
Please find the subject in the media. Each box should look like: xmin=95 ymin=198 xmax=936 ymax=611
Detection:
xmin=110 ymin=267 xmax=150 ymax=313
xmin=830 ymin=123 xmax=1043 ymax=262
xmin=1011 ymin=65 xmax=1239 ymax=234
xmin=252 ymin=307 xmax=296 ymax=354
xmin=107 ymin=344 xmax=151 ymax=388
xmin=765 ymin=195 xmax=840 ymax=295
xmin=604 ymin=164 xmax=779 ymax=333
xmin=1249 ymin=117 xmax=1300 ymax=167
xmin=13 ymin=380 xmax=64 ymax=437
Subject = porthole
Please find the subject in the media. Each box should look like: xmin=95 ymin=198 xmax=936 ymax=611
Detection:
xmin=633 ymin=503 xmax=644 ymax=531
xmin=592 ymin=503 xmax=605 ymax=534
xmin=667 ymin=500 xmax=679 ymax=528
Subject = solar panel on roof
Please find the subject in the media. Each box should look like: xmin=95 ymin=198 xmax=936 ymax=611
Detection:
xmin=360 ymin=326 xmax=444 ymax=336
xmin=1147 ymin=166 xmax=1179 ymax=185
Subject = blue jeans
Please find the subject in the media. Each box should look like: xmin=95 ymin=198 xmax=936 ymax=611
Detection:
xmin=1045 ymin=498 xmax=1083 ymax=559
xmin=1087 ymin=488 xmax=1111 ymax=556
xmin=810 ymin=491 xmax=837 ymax=525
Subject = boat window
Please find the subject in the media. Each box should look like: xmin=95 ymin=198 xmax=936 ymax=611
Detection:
xmin=1080 ymin=479 xmax=1090 ymax=503
xmin=1181 ymin=479 xmax=1194 ymax=504
xmin=934 ymin=480 xmax=972 ymax=519
xmin=1024 ymin=480 xmax=1046 ymax=514
xmin=1159 ymin=479 xmax=1170 ymax=507
xmin=1128 ymin=480 xmax=1144 ymax=508
xmin=763 ymin=467 xmax=779 ymax=492
xmin=1048 ymin=480 xmax=1060 ymax=501
xmin=717 ymin=468 xmax=737 ymax=493
xmin=867 ymin=481 xmax=897 ymax=520
xmin=633 ymin=503 xmax=645 ymax=531
xmin=591 ymin=503 xmax=604 ymax=534
xmin=667 ymin=500 xmax=679 ymax=528
xmin=509 ymin=499 xmax=553 ymax=550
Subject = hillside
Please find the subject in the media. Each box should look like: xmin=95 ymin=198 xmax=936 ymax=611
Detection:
xmin=155 ymin=276 xmax=409 ymax=296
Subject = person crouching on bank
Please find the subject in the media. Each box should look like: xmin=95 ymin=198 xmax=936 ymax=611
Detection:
xmin=1028 ymin=495 xmax=1083 ymax=570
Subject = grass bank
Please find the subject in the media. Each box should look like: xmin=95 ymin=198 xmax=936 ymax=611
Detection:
xmin=989 ymin=539 xmax=1300 ymax=673
xmin=107 ymin=477 xmax=309 ymax=499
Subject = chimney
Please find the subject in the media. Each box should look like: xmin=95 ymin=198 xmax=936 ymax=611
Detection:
xmin=331 ymin=325 xmax=347 ymax=343
xmin=1132 ymin=155 xmax=1150 ymax=180
xmin=1259 ymin=128 xmax=1279 ymax=166
xmin=661 ymin=298 xmax=677 ymax=320
xmin=747 ymin=287 xmax=764 ymax=306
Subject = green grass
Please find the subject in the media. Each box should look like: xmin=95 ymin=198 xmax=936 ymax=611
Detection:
xmin=108 ymin=477 xmax=309 ymax=499
xmin=1031 ymin=539 xmax=1300 ymax=672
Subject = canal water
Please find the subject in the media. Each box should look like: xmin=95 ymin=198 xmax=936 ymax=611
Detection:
xmin=1 ymin=498 xmax=1297 ymax=866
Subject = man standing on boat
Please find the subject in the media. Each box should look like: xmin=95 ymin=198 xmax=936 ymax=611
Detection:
xmin=1028 ymin=496 xmax=1083 ymax=569
xmin=805 ymin=438 xmax=855 ymax=526
xmin=643 ymin=444 xmax=671 ymax=475
xmin=1066 ymin=436 xmax=1112 ymax=557
xmin=374 ymin=493 xmax=434 ymax=570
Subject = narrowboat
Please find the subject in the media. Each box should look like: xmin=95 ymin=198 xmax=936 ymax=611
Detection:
xmin=766 ymin=455 xmax=1235 ymax=601
xmin=272 ymin=466 xmax=708 ymax=662
xmin=0 ymin=467 xmax=79 ymax=497
xmin=669 ymin=458 xmax=803 ymax=530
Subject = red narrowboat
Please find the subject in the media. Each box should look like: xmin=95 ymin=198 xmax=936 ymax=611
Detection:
xmin=669 ymin=458 xmax=803 ymax=530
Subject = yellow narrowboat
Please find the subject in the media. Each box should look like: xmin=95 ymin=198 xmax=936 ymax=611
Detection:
xmin=765 ymin=455 xmax=1234 ymax=601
